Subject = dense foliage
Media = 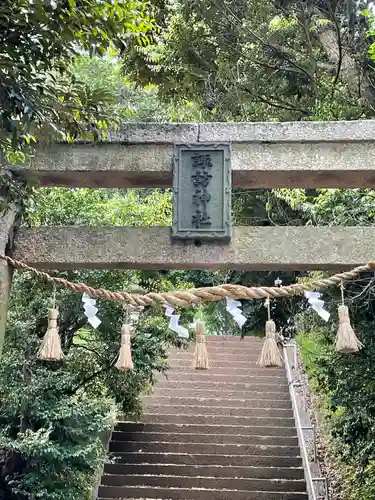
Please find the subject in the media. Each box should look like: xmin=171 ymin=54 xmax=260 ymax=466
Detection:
xmin=298 ymin=309 xmax=375 ymax=500
xmin=291 ymin=189 xmax=375 ymax=499
xmin=0 ymin=0 xmax=153 ymax=162
xmin=0 ymin=271 xmax=187 ymax=499
xmin=124 ymin=0 xmax=375 ymax=121
xmin=2 ymin=1 xmax=375 ymax=499
xmin=0 ymin=186 xmax=191 ymax=500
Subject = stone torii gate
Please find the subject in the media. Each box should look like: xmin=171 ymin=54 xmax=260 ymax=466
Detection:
xmin=1 ymin=119 xmax=375 ymax=354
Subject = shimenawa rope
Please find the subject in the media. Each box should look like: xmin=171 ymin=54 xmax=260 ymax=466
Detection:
xmin=1 ymin=254 xmax=374 ymax=308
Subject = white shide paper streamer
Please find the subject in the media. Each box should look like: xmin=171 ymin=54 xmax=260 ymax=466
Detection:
xmin=82 ymin=293 xmax=102 ymax=329
xmin=226 ymin=298 xmax=247 ymax=328
xmin=304 ymin=291 xmax=330 ymax=322
xmin=164 ymin=306 xmax=189 ymax=339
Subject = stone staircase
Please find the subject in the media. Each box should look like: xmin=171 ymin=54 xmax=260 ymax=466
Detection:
xmin=98 ymin=335 xmax=308 ymax=499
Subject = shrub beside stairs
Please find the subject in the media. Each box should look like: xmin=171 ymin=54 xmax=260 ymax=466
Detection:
xmin=98 ymin=335 xmax=308 ymax=499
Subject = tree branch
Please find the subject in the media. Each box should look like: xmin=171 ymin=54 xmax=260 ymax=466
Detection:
xmin=327 ymin=0 xmax=343 ymax=90
xmin=60 ymin=315 xmax=88 ymax=350
xmin=211 ymin=15 xmax=312 ymax=78
xmin=64 ymin=355 xmax=118 ymax=397
xmin=299 ymin=0 xmax=318 ymax=97
xmin=240 ymin=84 xmax=310 ymax=115
xmin=19 ymin=360 xmax=32 ymax=434
xmin=74 ymin=342 xmax=108 ymax=363
xmin=207 ymin=0 xmax=315 ymax=82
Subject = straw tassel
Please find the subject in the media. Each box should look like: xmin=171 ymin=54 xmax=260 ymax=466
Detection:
xmin=38 ymin=308 xmax=64 ymax=361
xmin=257 ymin=299 xmax=283 ymax=368
xmin=115 ymin=323 xmax=133 ymax=371
xmin=193 ymin=319 xmax=209 ymax=370
xmin=335 ymin=283 xmax=363 ymax=354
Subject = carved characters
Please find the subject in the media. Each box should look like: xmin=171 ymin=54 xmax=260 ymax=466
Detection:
xmin=191 ymin=153 xmax=213 ymax=228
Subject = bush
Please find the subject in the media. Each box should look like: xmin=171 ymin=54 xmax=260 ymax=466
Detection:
xmin=0 ymin=270 xmax=185 ymax=500
xmin=297 ymin=311 xmax=375 ymax=500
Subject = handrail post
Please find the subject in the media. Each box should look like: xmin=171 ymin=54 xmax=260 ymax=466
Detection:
xmin=284 ymin=343 xmax=318 ymax=500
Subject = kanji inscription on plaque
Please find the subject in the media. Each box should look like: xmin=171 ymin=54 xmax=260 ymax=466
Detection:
xmin=172 ymin=144 xmax=231 ymax=240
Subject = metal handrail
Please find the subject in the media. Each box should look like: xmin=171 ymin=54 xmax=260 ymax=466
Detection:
xmin=283 ymin=343 xmax=318 ymax=500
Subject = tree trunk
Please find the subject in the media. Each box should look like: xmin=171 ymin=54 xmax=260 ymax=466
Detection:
xmin=318 ymin=26 xmax=375 ymax=104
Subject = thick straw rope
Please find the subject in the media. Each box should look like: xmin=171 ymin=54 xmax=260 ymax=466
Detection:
xmin=1 ymin=254 xmax=374 ymax=308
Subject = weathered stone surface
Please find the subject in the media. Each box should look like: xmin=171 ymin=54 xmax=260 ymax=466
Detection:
xmin=111 ymin=122 xmax=199 ymax=143
xmin=0 ymin=209 xmax=15 ymax=357
xmin=19 ymin=137 xmax=375 ymax=189
xmin=13 ymin=226 xmax=375 ymax=271
xmin=231 ymin=142 xmax=375 ymax=188
xmin=31 ymin=120 xmax=375 ymax=146
xmin=26 ymin=143 xmax=173 ymax=188
xmin=0 ymin=209 xmax=14 ymax=249
xmin=199 ymin=119 xmax=375 ymax=143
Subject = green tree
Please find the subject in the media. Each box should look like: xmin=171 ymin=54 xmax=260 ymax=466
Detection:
xmin=289 ymin=186 xmax=375 ymax=499
xmin=0 ymin=0 xmax=153 ymax=162
xmin=72 ymin=53 xmax=203 ymax=122
xmin=0 ymin=185 xmax=190 ymax=500
xmin=123 ymin=0 xmax=374 ymax=121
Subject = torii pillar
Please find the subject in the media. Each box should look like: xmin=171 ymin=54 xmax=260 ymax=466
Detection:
xmin=0 ymin=208 xmax=16 ymax=357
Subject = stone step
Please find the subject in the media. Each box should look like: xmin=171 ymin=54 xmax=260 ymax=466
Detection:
xmin=203 ymin=342 xmax=264 ymax=347
xmin=166 ymin=359 xmax=267 ymax=367
xmin=140 ymin=414 xmax=296 ymax=427
xmin=206 ymin=336 xmax=264 ymax=342
xmin=153 ymin=381 xmax=289 ymax=391
xmin=171 ymin=342 xmax=263 ymax=356
xmin=166 ymin=366 xmax=285 ymax=373
xmin=110 ymin=452 xmax=303 ymax=467
xmin=101 ymin=474 xmax=306 ymax=492
xmin=173 ymin=339 xmax=264 ymax=344
xmin=109 ymin=440 xmax=301 ymax=457
xmin=156 ymin=374 xmax=286 ymax=383
xmin=104 ymin=463 xmax=305 ymax=480
xmin=98 ymin=334 xmax=304 ymax=499
xmin=142 ymin=405 xmax=293 ymax=418
xmin=99 ymin=487 xmax=308 ymax=500
xmin=178 ymin=337 xmax=263 ymax=343
xmin=171 ymin=338 xmax=264 ymax=346
xmin=168 ymin=354 xmax=263 ymax=362
xmin=111 ymin=432 xmax=298 ymax=447
xmin=169 ymin=346 xmax=262 ymax=352
xmin=142 ymin=396 xmax=292 ymax=409
xmin=116 ymin=422 xmax=297 ymax=437
xmin=151 ymin=388 xmax=291 ymax=400
xmin=168 ymin=366 xmax=285 ymax=376
xmin=205 ymin=335 xmax=264 ymax=341
xmin=166 ymin=359 xmax=281 ymax=368
xmin=170 ymin=346 xmax=264 ymax=352
xmin=170 ymin=340 xmax=263 ymax=346
xmin=173 ymin=339 xmax=263 ymax=344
